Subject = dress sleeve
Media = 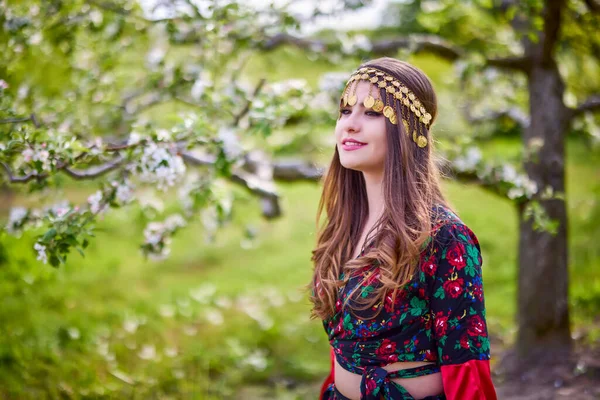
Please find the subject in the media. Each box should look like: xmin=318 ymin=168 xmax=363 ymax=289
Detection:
xmin=319 ymin=347 xmax=335 ymax=400
xmin=430 ymin=223 xmax=497 ymax=400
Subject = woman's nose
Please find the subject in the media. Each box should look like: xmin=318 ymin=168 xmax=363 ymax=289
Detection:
xmin=342 ymin=110 xmax=361 ymax=133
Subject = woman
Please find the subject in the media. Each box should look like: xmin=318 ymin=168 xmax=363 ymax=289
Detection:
xmin=309 ymin=57 xmax=497 ymax=399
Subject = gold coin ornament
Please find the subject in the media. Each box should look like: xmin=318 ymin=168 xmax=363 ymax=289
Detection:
xmin=402 ymin=119 xmax=409 ymax=133
xmin=363 ymin=96 xmax=375 ymax=109
xmin=344 ymin=67 xmax=433 ymax=145
xmin=383 ymin=106 xmax=394 ymax=118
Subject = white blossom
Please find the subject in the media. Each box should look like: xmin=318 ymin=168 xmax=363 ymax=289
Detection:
xmin=146 ymin=46 xmax=166 ymax=68
xmin=501 ymin=164 xmax=518 ymax=182
xmin=0 ymin=79 xmax=8 ymax=90
xmin=191 ymin=78 xmax=208 ymax=100
xmin=29 ymin=32 xmax=42 ymax=45
xmin=137 ymin=142 xmax=186 ymax=190
xmin=164 ymin=214 xmax=186 ymax=230
xmin=22 ymin=148 xmax=35 ymax=162
xmin=34 ymin=242 xmax=47 ymax=264
xmin=127 ymin=131 xmax=142 ymax=145
xmin=242 ymin=350 xmax=268 ymax=371
xmin=204 ymin=308 xmax=224 ymax=325
xmin=318 ymin=72 xmax=348 ymax=95
xmin=156 ymin=129 xmax=171 ymax=141
xmin=115 ymin=182 xmax=134 ymax=204
xmin=217 ymin=127 xmax=243 ymax=160
xmin=201 ymin=206 xmax=219 ymax=232
xmin=158 ymin=304 xmax=175 ymax=318
xmin=6 ymin=207 xmax=28 ymax=234
xmin=123 ymin=316 xmax=140 ymax=334
xmin=164 ymin=347 xmax=178 ymax=358
xmin=87 ymin=191 xmax=104 ymax=214
xmin=138 ymin=344 xmax=157 ymax=360
xmin=189 ymin=284 xmax=216 ymax=303
xmin=352 ymin=34 xmax=372 ymax=51
xmin=143 ymin=222 xmax=163 ymax=246
xmin=269 ymin=79 xmax=308 ymax=96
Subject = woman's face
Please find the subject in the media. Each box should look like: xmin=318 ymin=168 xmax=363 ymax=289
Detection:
xmin=335 ymin=81 xmax=387 ymax=176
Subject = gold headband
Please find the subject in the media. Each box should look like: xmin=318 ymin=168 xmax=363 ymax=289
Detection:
xmin=341 ymin=66 xmax=432 ymax=148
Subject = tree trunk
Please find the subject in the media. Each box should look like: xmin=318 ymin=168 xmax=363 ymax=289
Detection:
xmin=516 ymin=60 xmax=572 ymax=368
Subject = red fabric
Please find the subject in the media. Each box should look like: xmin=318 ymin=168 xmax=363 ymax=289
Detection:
xmin=319 ymin=347 xmax=336 ymax=399
xmin=441 ymin=360 xmax=497 ymax=399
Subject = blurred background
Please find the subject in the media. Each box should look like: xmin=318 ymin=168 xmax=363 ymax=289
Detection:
xmin=0 ymin=0 xmax=599 ymax=399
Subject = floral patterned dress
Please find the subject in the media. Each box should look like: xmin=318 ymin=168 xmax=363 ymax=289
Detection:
xmin=320 ymin=206 xmax=497 ymax=399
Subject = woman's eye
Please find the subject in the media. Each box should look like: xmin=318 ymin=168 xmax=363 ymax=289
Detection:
xmin=366 ymin=111 xmax=382 ymax=117
xmin=339 ymin=109 xmax=351 ymax=115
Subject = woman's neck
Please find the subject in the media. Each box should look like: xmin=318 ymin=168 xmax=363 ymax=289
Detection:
xmin=362 ymin=170 xmax=385 ymax=223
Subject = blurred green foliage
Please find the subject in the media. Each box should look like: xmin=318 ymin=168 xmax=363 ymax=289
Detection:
xmin=1 ymin=0 xmax=600 ymax=398
xmin=2 ymin=44 xmax=600 ymax=397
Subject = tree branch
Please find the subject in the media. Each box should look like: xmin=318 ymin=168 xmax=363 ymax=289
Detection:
xmin=261 ymin=33 xmax=327 ymax=52
xmin=61 ymin=157 xmax=125 ymax=180
xmin=0 ymin=113 xmax=41 ymax=127
xmin=261 ymin=32 xmax=535 ymax=72
xmin=370 ymin=35 xmax=463 ymax=60
xmin=584 ymin=0 xmax=600 ymax=13
xmin=182 ymin=151 xmax=281 ymax=218
xmin=463 ymin=106 xmax=530 ymax=130
xmin=486 ymin=56 xmax=532 ymax=72
xmin=0 ymin=162 xmax=44 ymax=183
xmin=1 ymin=157 xmax=125 ymax=184
xmin=541 ymin=0 xmax=565 ymax=65
xmin=569 ymin=94 xmax=600 ymax=118
xmin=233 ymin=79 xmax=266 ymax=126
xmin=261 ymin=33 xmax=463 ymax=61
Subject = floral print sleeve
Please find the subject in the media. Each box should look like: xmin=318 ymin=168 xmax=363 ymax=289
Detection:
xmin=430 ymin=222 xmax=497 ymax=399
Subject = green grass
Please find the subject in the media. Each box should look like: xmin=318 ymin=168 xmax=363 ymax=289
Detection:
xmin=1 ymin=137 xmax=599 ymax=399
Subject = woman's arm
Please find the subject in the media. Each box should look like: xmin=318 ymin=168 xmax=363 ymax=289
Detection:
xmin=430 ymin=223 xmax=497 ymax=399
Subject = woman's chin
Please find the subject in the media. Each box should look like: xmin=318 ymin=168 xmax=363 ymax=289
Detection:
xmin=340 ymin=159 xmax=365 ymax=171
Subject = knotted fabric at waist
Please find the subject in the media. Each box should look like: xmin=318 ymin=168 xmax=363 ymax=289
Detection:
xmin=359 ymin=363 xmax=440 ymax=399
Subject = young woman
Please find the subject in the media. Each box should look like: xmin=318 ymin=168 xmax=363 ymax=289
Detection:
xmin=309 ymin=57 xmax=497 ymax=400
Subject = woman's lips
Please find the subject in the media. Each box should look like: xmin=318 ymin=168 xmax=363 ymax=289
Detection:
xmin=341 ymin=142 xmax=367 ymax=151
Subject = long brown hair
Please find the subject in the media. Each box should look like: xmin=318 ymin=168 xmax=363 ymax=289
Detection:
xmin=309 ymin=57 xmax=450 ymax=321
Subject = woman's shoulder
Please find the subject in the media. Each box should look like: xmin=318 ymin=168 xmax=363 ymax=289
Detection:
xmin=430 ymin=204 xmax=480 ymax=249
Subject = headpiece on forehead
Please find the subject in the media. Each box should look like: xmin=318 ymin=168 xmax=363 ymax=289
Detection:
xmin=341 ymin=66 xmax=433 ymax=148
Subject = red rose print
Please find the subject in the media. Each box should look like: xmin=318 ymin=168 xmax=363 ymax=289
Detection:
xmin=376 ymin=338 xmax=397 ymax=356
xmin=467 ymin=315 xmax=487 ymax=337
xmin=425 ymin=315 xmax=432 ymax=330
xmin=447 ymin=242 xmax=466 ymax=269
xmin=421 ymin=255 xmax=437 ymax=276
xmin=460 ymin=335 xmax=470 ymax=349
xmin=366 ymin=377 xmax=378 ymax=393
xmin=434 ymin=311 xmax=448 ymax=338
xmin=472 ymin=285 xmax=483 ymax=302
xmin=443 ymin=278 xmax=464 ymax=298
